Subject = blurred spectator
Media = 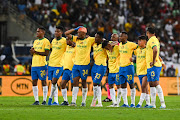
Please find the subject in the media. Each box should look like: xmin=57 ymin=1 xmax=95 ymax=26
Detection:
xmin=14 ymin=62 xmax=25 ymax=75
xmin=49 ymin=22 xmax=56 ymax=40
xmin=24 ymin=62 xmax=31 ymax=75
xmin=2 ymin=61 xmax=10 ymax=75
xmin=166 ymin=65 xmax=176 ymax=77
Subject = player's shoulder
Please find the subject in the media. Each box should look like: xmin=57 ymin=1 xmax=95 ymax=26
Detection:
xmin=127 ymin=41 xmax=137 ymax=45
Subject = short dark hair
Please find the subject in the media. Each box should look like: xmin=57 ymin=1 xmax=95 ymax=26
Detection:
xmin=96 ymin=31 xmax=104 ymax=38
xmin=102 ymin=40 xmax=109 ymax=48
xmin=121 ymin=31 xmax=128 ymax=35
xmin=56 ymin=26 xmax=64 ymax=31
xmin=146 ymin=27 xmax=156 ymax=34
xmin=138 ymin=35 xmax=147 ymax=40
xmin=38 ymin=27 xmax=45 ymax=31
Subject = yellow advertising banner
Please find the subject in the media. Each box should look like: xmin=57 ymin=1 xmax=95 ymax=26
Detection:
xmin=0 ymin=76 xmax=179 ymax=96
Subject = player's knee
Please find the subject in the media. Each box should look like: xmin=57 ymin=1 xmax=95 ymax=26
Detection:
xmin=121 ymin=83 xmax=127 ymax=88
xmin=32 ymin=80 xmax=38 ymax=86
xmin=42 ymin=80 xmax=47 ymax=86
xmin=109 ymin=84 xmax=113 ymax=89
xmin=82 ymin=80 xmax=87 ymax=88
xmin=129 ymin=84 xmax=134 ymax=89
xmin=61 ymin=81 xmax=66 ymax=89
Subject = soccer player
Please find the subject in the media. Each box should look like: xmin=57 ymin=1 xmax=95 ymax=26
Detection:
xmin=131 ymin=35 xmax=150 ymax=108
xmin=48 ymin=26 xmax=67 ymax=105
xmin=90 ymin=31 xmax=107 ymax=107
xmin=65 ymin=26 xmax=95 ymax=106
xmin=146 ymin=27 xmax=166 ymax=108
xmin=60 ymin=38 xmax=75 ymax=106
xmin=118 ymin=32 xmax=137 ymax=108
xmin=106 ymin=33 xmax=121 ymax=107
xmin=30 ymin=27 xmax=50 ymax=105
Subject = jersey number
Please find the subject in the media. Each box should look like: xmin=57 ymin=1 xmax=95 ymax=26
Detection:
xmin=82 ymin=70 xmax=88 ymax=77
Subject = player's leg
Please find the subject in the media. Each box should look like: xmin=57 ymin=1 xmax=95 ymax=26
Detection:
xmin=92 ymin=65 xmax=107 ymax=107
xmin=80 ymin=64 xmax=90 ymax=106
xmin=127 ymin=65 xmax=136 ymax=108
xmin=48 ymin=67 xmax=63 ymax=105
xmin=147 ymin=67 xmax=157 ymax=108
xmin=31 ymin=67 xmax=39 ymax=105
xmin=108 ymin=73 xmax=117 ymax=107
xmin=70 ymin=65 xmax=80 ymax=106
xmin=116 ymin=73 xmax=121 ymax=106
xmin=154 ymin=67 xmax=166 ymax=108
xmin=143 ymin=76 xmax=150 ymax=107
xmin=37 ymin=66 xmax=48 ymax=105
xmin=61 ymin=70 xmax=70 ymax=106
xmin=103 ymin=70 xmax=112 ymax=102
xmin=91 ymin=64 xmax=98 ymax=106
xmin=119 ymin=67 xmax=129 ymax=107
xmin=136 ymin=75 xmax=148 ymax=108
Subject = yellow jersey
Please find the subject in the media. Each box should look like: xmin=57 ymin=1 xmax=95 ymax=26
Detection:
xmin=63 ymin=45 xmax=75 ymax=70
xmin=72 ymin=36 xmax=95 ymax=65
xmin=146 ymin=36 xmax=162 ymax=68
xmin=119 ymin=41 xmax=137 ymax=67
xmin=93 ymin=43 xmax=107 ymax=66
xmin=49 ymin=37 xmax=67 ymax=67
xmin=106 ymin=45 xmax=120 ymax=73
xmin=32 ymin=38 xmax=50 ymax=67
xmin=134 ymin=47 xmax=147 ymax=75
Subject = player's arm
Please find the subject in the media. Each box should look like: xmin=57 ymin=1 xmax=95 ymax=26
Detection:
xmin=65 ymin=26 xmax=83 ymax=40
xmin=30 ymin=47 xmax=35 ymax=56
xmin=35 ymin=50 xmax=50 ymax=56
xmin=159 ymin=56 xmax=166 ymax=69
xmin=150 ymin=46 xmax=157 ymax=67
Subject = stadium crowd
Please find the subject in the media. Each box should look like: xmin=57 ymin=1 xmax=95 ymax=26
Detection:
xmin=0 ymin=0 xmax=179 ymax=75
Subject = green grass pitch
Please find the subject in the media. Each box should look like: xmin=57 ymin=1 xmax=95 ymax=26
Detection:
xmin=0 ymin=96 xmax=180 ymax=120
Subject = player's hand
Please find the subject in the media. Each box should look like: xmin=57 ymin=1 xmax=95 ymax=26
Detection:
xmin=72 ymin=42 xmax=76 ymax=47
xmin=74 ymin=26 xmax=83 ymax=31
xmin=150 ymin=61 xmax=155 ymax=67
xmin=30 ymin=48 xmax=36 ymax=55
xmin=130 ymin=58 xmax=133 ymax=62
xmin=162 ymin=63 xmax=166 ymax=70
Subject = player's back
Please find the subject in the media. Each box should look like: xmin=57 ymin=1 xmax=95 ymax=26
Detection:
xmin=146 ymin=36 xmax=161 ymax=68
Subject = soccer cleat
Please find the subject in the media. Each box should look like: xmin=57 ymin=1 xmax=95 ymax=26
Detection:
xmin=107 ymin=104 xmax=119 ymax=107
xmin=102 ymin=97 xmax=112 ymax=102
xmin=32 ymin=101 xmax=39 ymax=105
xmin=81 ymin=103 xmax=86 ymax=107
xmin=130 ymin=104 xmax=135 ymax=108
xmin=90 ymin=99 xmax=96 ymax=107
xmin=143 ymin=104 xmax=149 ymax=108
xmin=48 ymin=98 xmax=52 ymax=105
xmin=60 ymin=101 xmax=69 ymax=106
xmin=52 ymin=102 xmax=59 ymax=105
xmin=120 ymin=104 xmax=129 ymax=108
xmin=69 ymin=102 xmax=77 ymax=106
xmin=160 ymin=106 xmax=166 ymax=109
xmin=147 ymin=105 xmax=156 ymax=108
xmin=136 ymin=104 xmax=142 ymax=108
xmin=95 ymin=103 xmax=103 ymax=107
xmin=41 ymin=101 xmax=47 ymax=105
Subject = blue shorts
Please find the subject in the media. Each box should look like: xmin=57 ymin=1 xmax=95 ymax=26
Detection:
xmin=48 ymin=66 xmax=63 ymax=80
xmin=147 ymin=66 xmax=162 ymax=82
xmin=108 ymin=73 xmax=120 ymax=85
xmin=119 ymin=65 xmax=134 ymax=85
xmin=91 ymin=64 xmax=107 ymax=84
xmin=31 ymin=66 xmax=47 ymax=80
xmin=138 ymin=75 xmax=147 ymax=86
xmin=72 ymin=64 xmax=90 ymax=80
xmin=62 ymin=69 xmax=73 ymax=83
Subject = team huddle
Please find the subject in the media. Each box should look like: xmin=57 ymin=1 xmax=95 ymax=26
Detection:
xmin=29 ymin=26 xmax=166 ymax=108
